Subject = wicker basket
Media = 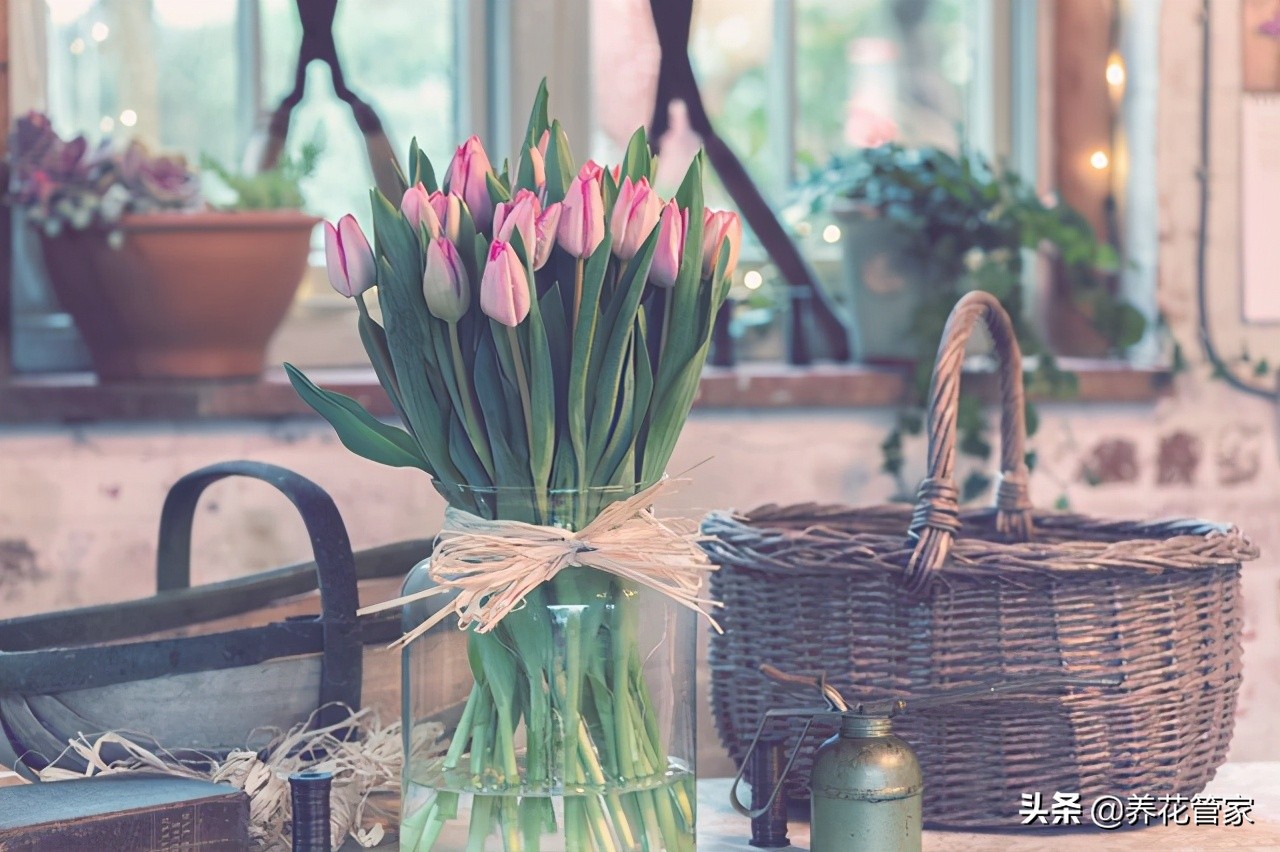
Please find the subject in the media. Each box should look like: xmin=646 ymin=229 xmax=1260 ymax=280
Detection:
xmin=703 ymin=291 xmax=1260 ymax=827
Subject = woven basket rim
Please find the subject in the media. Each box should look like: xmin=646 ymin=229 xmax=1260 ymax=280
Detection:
xmin=701 ymin=502 xmax=1259 ymax=578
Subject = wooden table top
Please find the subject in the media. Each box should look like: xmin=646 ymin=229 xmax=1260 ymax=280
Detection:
xmin=344 ymin=763 xmax=1280 ymax=850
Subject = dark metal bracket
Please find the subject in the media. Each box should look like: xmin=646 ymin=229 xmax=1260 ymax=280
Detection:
xmin=648 ymin=0 xmax=851 ymax=366
xmin=154 ymin=461 xmax=362 ymax=730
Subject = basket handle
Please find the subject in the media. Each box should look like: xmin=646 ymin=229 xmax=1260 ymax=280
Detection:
xmin=904 ymin=291 xmax=1033 ymax=594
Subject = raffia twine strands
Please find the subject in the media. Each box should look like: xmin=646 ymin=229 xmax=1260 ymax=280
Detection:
xmin=360 ymin=477 xmax=721 ymax=646
xmin=36 ymin=706 xmax=444 ymax=851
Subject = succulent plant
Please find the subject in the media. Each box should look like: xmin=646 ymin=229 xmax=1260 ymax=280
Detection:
xmin=6 ymin=111 xmax=203 ymax=240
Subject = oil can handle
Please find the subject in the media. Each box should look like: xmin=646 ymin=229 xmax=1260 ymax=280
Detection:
xmin=729 ymin=707 xmax=826 ymax=820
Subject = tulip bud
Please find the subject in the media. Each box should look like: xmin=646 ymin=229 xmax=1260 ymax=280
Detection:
xmin=534 ymin=202 xmax=562 ymax=270
xmin=494 ymin=188 xmax=540 ymax=258
xmin=422 ymin=237 xmax=470 ymax=322
xmin=535 ymin=129 xmax=550 ymax=157
xmin=479 ymin=239 xmax=531 ymax=327
xmin=557 ymin=172 xmax=606 ymax=259
xmin=428 ymin=192 xmax=463 ymax=244
xmin=651 ymin=200 xmax=687 ymax=288
xmin=701 ymin=209 xmax=742 ymax=279
xmin=323 ymin=214 xmax=376 ymax=298
xmin=610 ymin=176 xmax=662 ymax=260
xmin=527 ymin=146 xmax=546 ymax=191
xmin=401 ymin=183 xmax=441 ymax=239
xmin=444 ymin=134 xmax=495 ymax=231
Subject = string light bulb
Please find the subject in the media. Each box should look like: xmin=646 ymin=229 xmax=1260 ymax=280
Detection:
xmin=1090 ymin=150 xmax=1110 ymax=170
xmin=743 ymin=270 xmax=763 ymax=290
xmin=1105 ymin=54 xmax=1126 ymax=88
xmin=822 ymin=224 xmax=841 ymax=243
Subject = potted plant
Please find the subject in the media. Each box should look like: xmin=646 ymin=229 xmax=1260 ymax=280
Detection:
xmin=797 ymin=144 xmax=1147 ymax=499
xmin=5 ymin=112 xmax=319 ymax=381
xmin=800 ymin=143 xmax=1143 ymax=363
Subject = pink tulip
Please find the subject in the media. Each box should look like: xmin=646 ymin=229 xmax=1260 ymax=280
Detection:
xmin=533 ymin=202 xmax=562 ymax=270
xmin=651 ymin=200 xmax=688 ymax=288
xmin=557 ymin=172 xmax=605 ymax=259
xmin=401 ymin=183 xmax=441 ymax=239
xmin=428 ymin=191 xmax=463 ymax=244
xmin=444 ymin=135 xmax=495 ymax=231
xmin=527 ymin=146 xmax=546 ymax=192
xmin=494 ymin=189 xmax=540 ymax=257
xmin=323 ymin=214 xmax=376 ymax=298
xmin=610 ymin=176 xmax=662 ymax=260
xmin=578 ymin=160 xmax=605 ymax=184
xmin=422 ymin=237 xmax=470 ymax=322
xmin=527 ymin=129 xmax=551 ymax=192
xmin=701 ymin=209 xmax=742 ymax=279
xmin=479 ymin=239 xmax=531 ymax=326
xmin=494 ymin=189 xmax=563 ymax=271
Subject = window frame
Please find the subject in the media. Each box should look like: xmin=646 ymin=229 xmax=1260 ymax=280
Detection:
xmin=0 ymin=0 xmax=1166 ymax=424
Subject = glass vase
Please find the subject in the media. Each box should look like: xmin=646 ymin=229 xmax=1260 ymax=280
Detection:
xmin=399 ymin=485 xmax=698 ymax=852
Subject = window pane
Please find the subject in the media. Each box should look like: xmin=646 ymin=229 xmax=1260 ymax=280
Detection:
xmin=794 ymin=0 xmax=972 ymax=165
xmin=589 ymin=0 xmax=981 ymax=362
xmin=22 ymin=0 xmax=459 ymax=372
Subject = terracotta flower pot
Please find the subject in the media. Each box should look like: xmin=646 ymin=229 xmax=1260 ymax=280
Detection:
xmin=39 ymin=211 xmax=319 ymax=380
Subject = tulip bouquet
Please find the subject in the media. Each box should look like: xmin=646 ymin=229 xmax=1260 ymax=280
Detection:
xmin=288 ymin=83 xmax=737 ymax=851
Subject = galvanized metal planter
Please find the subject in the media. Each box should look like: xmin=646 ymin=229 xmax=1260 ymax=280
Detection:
xmin=0 ymin=461 xmax=427 ymax=779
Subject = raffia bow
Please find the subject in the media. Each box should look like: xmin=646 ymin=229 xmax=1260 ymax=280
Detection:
xmin=359 ymin=477 xmax=721 ymax=647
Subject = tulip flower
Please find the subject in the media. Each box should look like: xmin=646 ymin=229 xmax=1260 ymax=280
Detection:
xmin=401 ymin=183 xmax=442 ymax=239
xmin=557 ymin=171 xmax=605 ymax=259
xmin=496 ymin=189 xmax=563 ymax=270
xmin=494 ymin=189 xmax=540 ymax=257
xmin=480 ymin=239 xmax=531 ymax=327
xmin=444 ymin=134 xmax=495 ymax=231
xmin=428 ymin=191 xmax=463 ymax=244
xmin=526 ymin=130 xmax=550 ymax=193
xmin=610 ymin=176 xmax=662 ymax=260
xmin=527 ymin=146 xmax=546 ymax=192
xmin=323 ymin=214 xmax=376 ymax=298
xmin=578 ymin=160 xmax=605 ymax=184
xmin=422 ymin=236 xmax=470 ymax=322
xmin=651 ymin=199 xmax=687 ymax=288
xmin=701 ymin=209 xmax=742 ymax=279
xmin=533 ymin=202 xmax=562 ymax=270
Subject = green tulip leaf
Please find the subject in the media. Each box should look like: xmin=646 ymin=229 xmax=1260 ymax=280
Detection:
xmin=619 ymin=127 xmax=651 ymax=184
xmin=285 ymin=363 xmax=430 ymax=471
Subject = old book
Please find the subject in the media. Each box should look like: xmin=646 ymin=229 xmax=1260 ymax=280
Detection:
xmin=0 ymin=775 xmax=249 ymax=851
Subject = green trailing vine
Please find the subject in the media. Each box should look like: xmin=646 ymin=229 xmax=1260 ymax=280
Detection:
xmin=795 ymin=143 xmax=1146 ymax=500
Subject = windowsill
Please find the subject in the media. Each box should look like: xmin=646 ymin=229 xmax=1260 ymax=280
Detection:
xmin=0 ymin=360 xmax=1171 ymax=426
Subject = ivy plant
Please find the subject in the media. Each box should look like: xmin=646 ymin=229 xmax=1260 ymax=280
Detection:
xmin=795 ymin=143 xmax=1146 ymax=499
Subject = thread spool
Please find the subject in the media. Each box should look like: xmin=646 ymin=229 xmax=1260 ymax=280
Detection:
xmin=749 ymin=736 xmax=790 ymax=848
xmin=289 ymin=770 xmax=333 ymax=852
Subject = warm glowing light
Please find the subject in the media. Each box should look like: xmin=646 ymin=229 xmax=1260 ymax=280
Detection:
xmin=90 ymin=22 xmax=109 ymax=41
xmin=1105 ymin=56 xmax=1126 ymax=87
xmin=120 ymin=109 xmax=138 ymax=127
xmin=744 ymin=270 xmax=764 ymax=290
xmin=69 ymin=37 xmax=85 ymax=55
xmin=1090 ymin=150 xmax=1110 ymax=170
xmin=822 ymin=224 xmax=842 ymax=243
xmin=796 ymin=221 xmax=812 ymax=237
xmin=99 ymin=116 xmax=114 ymax=133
